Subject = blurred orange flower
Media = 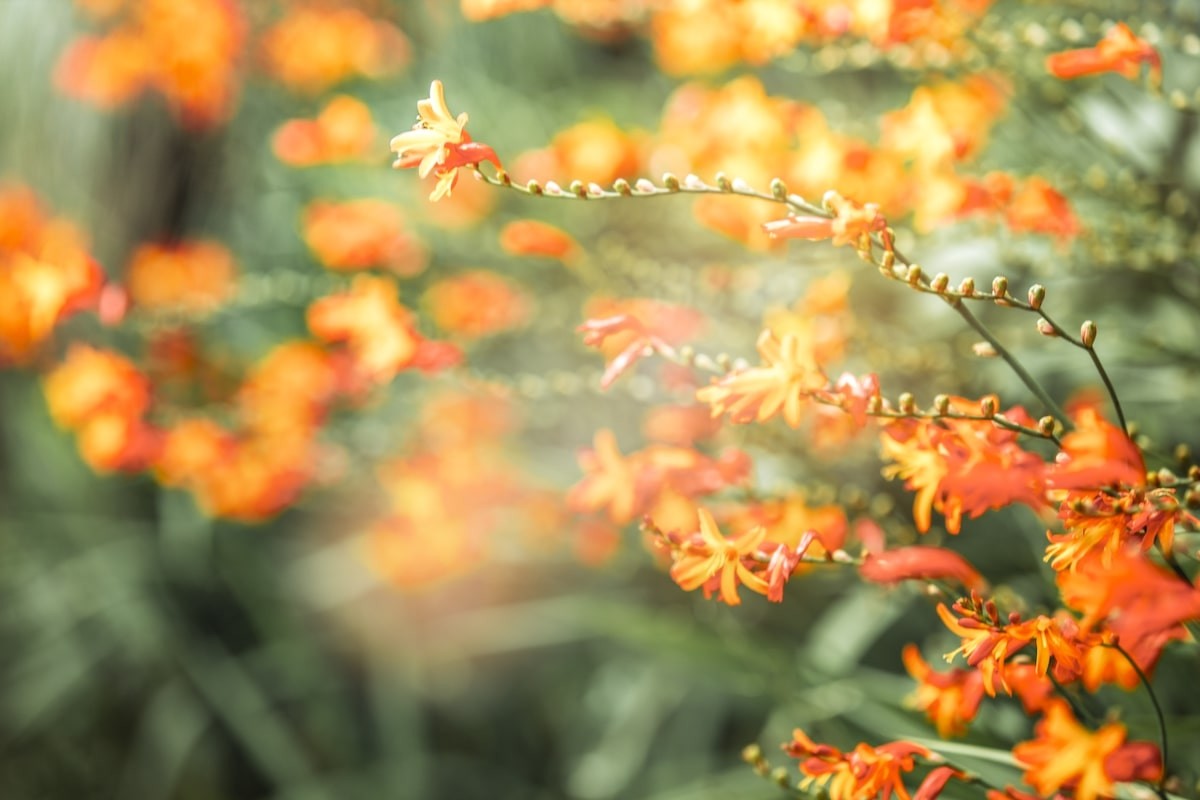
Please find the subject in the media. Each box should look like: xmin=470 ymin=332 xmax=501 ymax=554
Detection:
xmin=783 ymin=729 xmax=934 ymax=800
xmin=0 ymin=186 xmax=105 ymax=363
xmin=307 ymin=276 xmax=422 ymax=383
xmin=273 ymin=95 xmax=377 ymax=166
xmin=668 ymin=507 xmax=768 ymax=606
xmin=43 ymin=345 xmax=158 ymax=471
xmin=902 ymin=645 xmax=985 ymax=738
xmin=1046 ymin=22 xmax=1161 ymax=85
xmin=499 ymin=220 xmax=580 ymax=263
xmin=58 ymin=0 xmax=246 ymax=128
xmin=424 ymin=270 xmax=531 ymax=338
xmin=698 ymin=329 xmax=827 ymax=429
xmin=302 ymin=200 xmax=427 ymax=275
xmin=1013 ymin=700 xmax=1161 ymax=800
xmin=259 ymin=5 xmax=409 ymax=94
xmin=125 ymin=240 xmax=237 ymax=314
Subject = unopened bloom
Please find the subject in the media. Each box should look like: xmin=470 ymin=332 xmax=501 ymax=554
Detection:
xmin=1046 ymin=22 xmax=1161 ymax=86
xmin=391 ymin=80 xmax=500 ymax=201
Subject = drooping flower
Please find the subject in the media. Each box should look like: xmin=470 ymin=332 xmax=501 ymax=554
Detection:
xmin=1013 ymin=700 xmax=1161 ymax=800
xmin=1046 ymin=22 xmax=1161 ymax=86
xmin=391 ymin=81 xmax=501 ymax=201
xmin=880 ymin=397 xmax=1047 ymax=534
xmin=860 ymin=546 xmax=986 ymax=592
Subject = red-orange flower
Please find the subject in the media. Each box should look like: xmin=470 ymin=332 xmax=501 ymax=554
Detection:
xmin=1046 ymin=22 xmax=1161 ymax=85
xmin=764 ymin=192 xmax=892 ymax=254
xmin=860 ymin=547 xmax=986 ymax=592
xmin=783 ymin=729 xmax=936 ymax=800
xmin=1013 ymin=700 xmax=1161 ymax=800
xmin=578 ymin=298 xmax=704 ymax=388
xmin=880 ymin=397 xmax=1046 ymax=533
xmin=902 ymin=644 xmax=986 ymax=738
xmin=391 ymin=81 xmax=501 ymax=201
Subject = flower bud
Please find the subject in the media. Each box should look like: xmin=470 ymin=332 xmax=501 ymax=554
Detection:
xmin=991 ymin=276 xmax=1008 ymax=297
xmin=544 ymin=180 xmax=563 ymax=196
xmin=770 ymin=177 xmax=788 ymax=199
xmin=526 ymin=179 xmax=543 ymax=195
xmin=1027 ymin=284 xmax=1046 ymax=309
xmin=972 ymin=341 xmax=998 ymax=357
xmin=1038 ymin=416 xmax=1057 ymax=435
xmin=930 ymin=273 xmax=949 ymax=293
xmin=634 ymin=178 xmax=656 ymax=194
xmin=958 ymin=277 xmax=975 ymax=296
xmin=880 ymin=251 xmax=895 ymax=270
xmin=1036 ymin=318 xmax=1057 ymax=336
xmin=906 ymin=265 xmax=922 ymax=285
xmin=569 ymin=179 xmax=586 ymax=197
xmin=662 ymin=173 xmax=680 ymax=191
xmin=933 ymin=394 xmax=950 ymax=414
xmin=1080 ymin=320 xmax=1097 ymax=347
xmin=898 ymin=392 xmax=916 ymax=413
xmin=613 ymin=178 xmax=632 ymax=195
xmin=979 ymin=395 xmax=998 ymax=416
xmin=715 ymin=172 xmax=732 ymax=191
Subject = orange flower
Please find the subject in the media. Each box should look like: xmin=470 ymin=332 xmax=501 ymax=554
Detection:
xmin=667 ymin=508 xmax=768 ymax=605
xmin=697 ymin=329 xmax=827 ymax=429
xmin=860 ymin=547 xmax=986 ymax=592
xmin=0 ymin=186 xmax=105 ymax=363
xmin=578 ymin=298 xmax=704 ymax=388
xmin=1047 ymin=396 xmax=1144 ymax=491
xmin=1046 ymin=22 xmax=1161 ymax=85
xmin=302 ymin=200 xmax=426 ymax=275
xmin=43 ymin=345 xmax=158 ymax=471
xmin=57 ymin=0 xmax=246 ymax=128
xmin=273 ymin=95 xmax=377 ymax=166
xmin=125 ymin=240 xmax=236 ymax=314
xmin=424 ymin=270 xmax=531 ymax=338
xmin=1004 ymin=177 xmax=1082 ymax=243
xmin=307 ymin=276 xmax=421 ymax=383
xmin=783 ymin=729 xmax=934 ymax=800
xmin=499 ymin=220 xmax=579 ymax=262
xmin=391 ymin=81 xmax=501 ymax=201
xmin=260 ymin=5 xmax=409 ymax=94
xmin=902 ymin=645 xmax=985 ymax=738
xmin=880 ymin=397 xmax=1047 ymax=534
xmin=763 ymin=192 xmax=892 ymax=254
xmin=1013 ymin=700 xmax=1161 ymax=800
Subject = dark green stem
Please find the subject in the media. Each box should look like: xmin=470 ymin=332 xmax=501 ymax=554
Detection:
xmin=1108 ymin=641 xmax=1169 ymax=799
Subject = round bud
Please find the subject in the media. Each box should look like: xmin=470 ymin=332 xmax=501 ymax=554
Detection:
xmin=770 ymin=177 xmax=788 ymax=200
xmin=979 ymin=395 xmax=998 ymax=416
xmin=1036 ymin=318 xmax=1057 ymax=336
xmin=1080 ymin=320 xmax=1098 ymax=347
xmin=662 ymin=173 xmax=680 ymax=191
xmin=958 ymin=277 xmax=975 ymax=296
xmin=1038 ymin=416 xmax=1056 ymax=435
xmin=1027 ymin=284 xmax=1046 ymax=310
xmin=898 ymin=392 xmax=916 ymax=413
xmin=906 ymin=265 xmax=922 ymax=285
xmin=933 ymin=394 xmax=950 ymax=414
xmin=930 ymin=273 xmax=949 ymax=293
xmin=992 ymin=276 xmax=1008 ymax=297
xmin=972 ymin=341 xmax=998 ymax=357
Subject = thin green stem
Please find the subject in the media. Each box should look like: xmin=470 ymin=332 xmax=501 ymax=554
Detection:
xmin=1107 ymin=641 xmax=1169 ymax=800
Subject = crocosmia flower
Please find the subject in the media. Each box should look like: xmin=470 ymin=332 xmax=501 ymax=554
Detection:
xmin=391 ymin=81 xmax=501 ymax=201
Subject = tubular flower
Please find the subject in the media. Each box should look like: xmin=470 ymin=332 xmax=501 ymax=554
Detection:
xmin=902 ymin=644 xmax=986 ymax=738
xmin=1013 ymin=700 xmax=1162 ymax=800
xmin=1046 ymin=22 xmax=1161 ymax=86
xmin=667 ymin=508 xmax=768 ymax=606
xmin=1045 ymin=488 xmax=1190 ymax=571
xmin=391 ymin=80 xmax=501 ymax=201
xmin=783 ymin=729 xmax=937 ymax=800
xmin=860 ymin=546 xmax=987 ymax=592
xmin=763 ymin=192 xmax=893 ymax=256
xmin=697 ymin=329 xmax=827 ymax=428
xmin=938 ymin=599 xmax=1093 ymax=695
xmin=578 ymin=298 xmax=704 ymax=388
xmin=880 ymin=397 xmax=1047 ymax=534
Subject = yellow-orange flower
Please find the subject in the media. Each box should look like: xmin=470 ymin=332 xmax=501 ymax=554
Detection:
xmin=1046 ymin=22 xmax=1161 ymax=86
xmin=698 ymin=329 xmax=827 ymax=429
xmin=783 ymin=729 xmax=934 ymax=800
xmin=424 ymin=270 xmax=531 ymax=339
xmin=1013 ymin=700 xmax=1161 ymax=800
xmin=902 ymin=645 xmax=985 ymax=738
xmin=125 ymin=240 xmax=236 ymax=314
xmin=307 ymin=276 xmax=421 ymax=384
xmin=259 ymin=6 xmax=409 ymax=94
xmin=668 ymin=508 xmax=767 ymax=606
xmin=391 ymin=81 xmax=501 ymax=201
xmin=302 ymin=200 xmax=426 ymax=275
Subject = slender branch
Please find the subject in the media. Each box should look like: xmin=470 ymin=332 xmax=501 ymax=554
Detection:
xmin=1107 ymin=641 xmax=1170 ymax=800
